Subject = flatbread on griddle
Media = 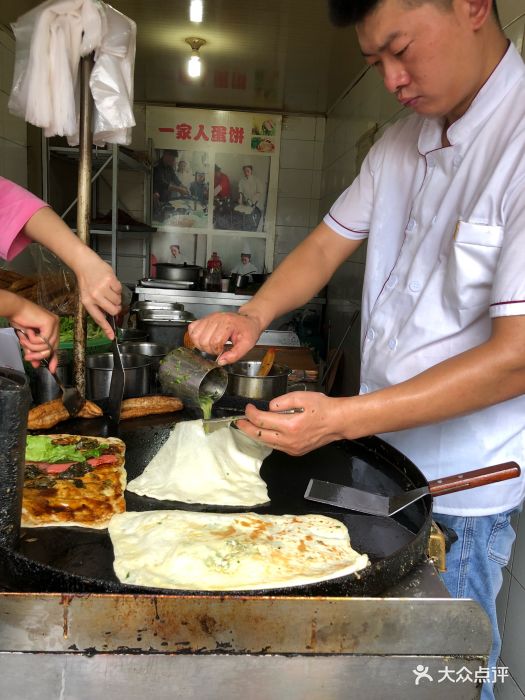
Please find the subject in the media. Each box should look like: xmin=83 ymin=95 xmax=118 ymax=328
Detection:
xmin=126 ymin=419 xmax=272 ymax=507
xmin=108 ymin=510 xmax=370 ymax=590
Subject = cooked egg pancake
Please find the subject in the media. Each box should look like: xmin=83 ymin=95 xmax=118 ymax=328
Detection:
xmin=126 ymin=419 xmax=272 ymax=506
xmin=108 ymin=510 xmax=369 ymax=591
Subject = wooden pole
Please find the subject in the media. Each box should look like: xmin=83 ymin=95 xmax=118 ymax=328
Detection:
xmin=73 ymin=54 xmax=94 ymax=395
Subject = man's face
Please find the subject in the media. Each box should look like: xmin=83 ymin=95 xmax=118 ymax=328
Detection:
xmin=243 ymin=167 xmax=252 ymax=178
xmin=241 ymin=254 xmax=251 ymax=265
xmin=357 ymin=0 xmax=484 ymax=122
xmin=164 ymin=153 xmax=175 ymax=167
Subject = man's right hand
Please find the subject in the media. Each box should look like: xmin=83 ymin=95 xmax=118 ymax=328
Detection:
xmin=187 ymin=312 xmax=262 ymax=364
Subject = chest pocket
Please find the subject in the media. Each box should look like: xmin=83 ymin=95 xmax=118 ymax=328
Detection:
xmin=443 ymin=221 xmax=504 ymax=310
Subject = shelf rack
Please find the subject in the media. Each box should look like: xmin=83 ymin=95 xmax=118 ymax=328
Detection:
xmin=42 ymin=141 xmax=154 ymax=280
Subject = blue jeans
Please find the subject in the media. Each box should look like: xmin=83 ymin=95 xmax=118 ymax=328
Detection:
xmin=437 ymin=509 xmax=519 ymax=700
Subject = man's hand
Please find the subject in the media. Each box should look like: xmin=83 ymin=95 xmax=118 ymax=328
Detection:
xmin=237 ymin=391 xmax=348 ymax=456
xmin=187 ymin=311 xmax=262 ymax=364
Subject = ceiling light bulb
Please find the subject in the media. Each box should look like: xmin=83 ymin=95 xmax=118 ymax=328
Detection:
xmin=187 ymin=54 xmax=201 ymax=78
xmin=190 ymin=0 xmax=203 ymax=23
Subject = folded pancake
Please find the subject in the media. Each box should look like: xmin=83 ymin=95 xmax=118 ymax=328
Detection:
xmin=108 ymin=510 xmax=370 ymax=591
xmin=126 ymin=419 xmax=272 ymax=506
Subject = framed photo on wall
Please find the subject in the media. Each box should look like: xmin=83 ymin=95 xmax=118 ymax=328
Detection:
xmin=146 ymin=106 xmax=281 ymax=276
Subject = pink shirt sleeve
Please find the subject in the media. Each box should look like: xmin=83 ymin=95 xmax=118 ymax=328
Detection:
xmin=0 ymin=177 xmax=48 ymax=261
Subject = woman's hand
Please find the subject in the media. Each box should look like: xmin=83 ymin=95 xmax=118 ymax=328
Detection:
xmin=2 ymin=292 xmax=60 ymax=372
xmin=72 ymin=249 xmax=122 ymax=339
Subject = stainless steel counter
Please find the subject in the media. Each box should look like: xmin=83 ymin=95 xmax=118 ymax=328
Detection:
xmin=0 ymin=560 xmax=490 ymax=699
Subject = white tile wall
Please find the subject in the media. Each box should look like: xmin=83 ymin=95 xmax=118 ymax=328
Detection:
xmin=274 ymin=114 xmax=323 ymax=266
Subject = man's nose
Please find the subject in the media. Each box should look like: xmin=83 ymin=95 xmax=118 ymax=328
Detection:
xmin=383 ymin=60 xmax=410 ymax=94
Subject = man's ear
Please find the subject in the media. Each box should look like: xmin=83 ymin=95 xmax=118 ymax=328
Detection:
xmin=461 ymin=0 xmax=494 ymax=30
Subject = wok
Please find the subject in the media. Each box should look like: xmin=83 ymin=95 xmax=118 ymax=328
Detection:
xmin=0 ymin=404 xmax=478 ymax=597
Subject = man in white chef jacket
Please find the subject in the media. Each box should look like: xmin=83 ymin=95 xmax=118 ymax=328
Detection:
xmin=188 ymin=1 xmax=525 ymax=695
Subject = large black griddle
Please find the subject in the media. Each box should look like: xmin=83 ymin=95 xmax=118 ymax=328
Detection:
xmin=0 ymin=407 xmax=432 ymax=596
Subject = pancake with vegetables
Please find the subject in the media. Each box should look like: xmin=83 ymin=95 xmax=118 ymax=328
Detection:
xmin=22 ymin=434 xmax=126 ymax=528
xmin=108 ymin=510 xmax=370 ymax=591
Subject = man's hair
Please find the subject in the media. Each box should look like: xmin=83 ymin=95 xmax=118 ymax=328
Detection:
xmin=328 ymin=0 xmax=499 ymax=26
xmin=163 ymin=149 xmax=178 ymax=158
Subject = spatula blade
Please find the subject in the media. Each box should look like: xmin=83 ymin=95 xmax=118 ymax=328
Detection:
xmin=304 ymin=479 xmax=391 ymax=517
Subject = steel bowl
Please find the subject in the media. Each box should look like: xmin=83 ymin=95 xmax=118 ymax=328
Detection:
xmin=86 ymin=353 xmax=152 ymax=400
xmin=119 ymin=342 xmax=170 ymax=392
xmin=226 ymin=361 xmax=290 ymax=400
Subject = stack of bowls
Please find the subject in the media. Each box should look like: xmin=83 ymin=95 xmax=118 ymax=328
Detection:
xmin=134 ymin=303 xmax=195 ymax=347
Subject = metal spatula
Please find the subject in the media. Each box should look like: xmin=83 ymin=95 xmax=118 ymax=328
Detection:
xmin=14 ymin=327 xmax=84 ymax=416
xmin=304 ymin=462 xmax=521 ymax=517
xmin=106 ymin=315 xmax=125 ymax=424
xmin=203 ymin=407 xmax=304 ymax=434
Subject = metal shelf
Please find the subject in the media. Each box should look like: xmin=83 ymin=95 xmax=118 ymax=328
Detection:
xmin=43 ymin=139 xmax=153 ymax=279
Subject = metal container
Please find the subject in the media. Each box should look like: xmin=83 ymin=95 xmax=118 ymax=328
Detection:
xmin=86 ymin=353 xmax=151 ymax=400
xmin=119 ymin=342 xmax=170 ymax=392
xmin=155 ymin=263 xmax=203 ymax=283
xmin=226 ymin=361 xmax=289 ymax=400
xmin=137 ymin=309 xmax=195 ymax=349
xmin=132 ymin=301 xmax=184 ymax=314
xmin=117 ymin=329 xmax=148 ymax=342
xmin=159 ymin=346 xmax=228 ymax=411
xmin=33 ymin=349 xmax=71 ymax=404
xmin=0 ymin=368 xmax=30 ymax=548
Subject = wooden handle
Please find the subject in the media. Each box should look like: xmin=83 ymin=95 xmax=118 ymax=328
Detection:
xmin=428 ymin=462 xmax=521 ymax=496
xmin=257 ymin=347 xmax=276 ymax=377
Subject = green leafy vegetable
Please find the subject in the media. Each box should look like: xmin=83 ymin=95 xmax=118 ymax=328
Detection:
xmin=26 ymin=435 xmax=108 ymax=463
xmin=59 ymin=316 xmax=106 ymax=344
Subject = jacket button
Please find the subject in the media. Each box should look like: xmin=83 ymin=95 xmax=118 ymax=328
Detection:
xmin=409 ymin=280 xmax=421 ymax=292
xmin=388 ymin=338 xmax=397 ymax=350
xmin=366 ymin=328 xmax=375 ymax=341
xmin=360 ymin=383 xmax=369 ymax=394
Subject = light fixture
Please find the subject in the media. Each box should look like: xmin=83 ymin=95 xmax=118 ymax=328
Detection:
xmin=189 ymin=0 xmax=203 ymax=23
xmin=185 ymin=37 xmax=206 ymax=79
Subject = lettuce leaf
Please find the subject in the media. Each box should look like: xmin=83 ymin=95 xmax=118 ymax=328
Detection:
xmin=25 ymin=435 xmax=106 ymax=463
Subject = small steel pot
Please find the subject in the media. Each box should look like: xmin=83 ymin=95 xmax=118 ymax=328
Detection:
xmin=155 ymin=263 xmax=202 ymax=283
xmin=117 ymin=329 xmax=148 ymax=342
xmin=230 ymin=273 xmax=251 ymax=290
xmin=86 ymin=353 xmax=151 ymax=400
xmin=226 ymin=361 xmax=290 ymax=400
xmin=119 ymin=342 xmax=170 ymax=392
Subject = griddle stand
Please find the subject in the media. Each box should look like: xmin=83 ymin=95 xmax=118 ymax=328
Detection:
xmin=0 ymin=559 xmax=490 ymax=700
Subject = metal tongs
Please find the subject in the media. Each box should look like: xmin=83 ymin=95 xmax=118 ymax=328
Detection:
xmin=203 ymin=407 xmax=304 ymax=434
xmin=14 ymin=327 xmax=85 ymax=416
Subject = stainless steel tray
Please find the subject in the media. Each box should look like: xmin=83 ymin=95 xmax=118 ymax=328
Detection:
xmin=139 ymin=278 xmax=195 ymax=289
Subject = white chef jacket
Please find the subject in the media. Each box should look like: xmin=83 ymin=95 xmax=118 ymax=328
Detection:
xmin=324 ymin=43 xmax=525 ymax=516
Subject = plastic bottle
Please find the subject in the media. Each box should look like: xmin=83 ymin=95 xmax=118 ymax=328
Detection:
xmin=206 ymin=252 xmax=222 ymax=292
